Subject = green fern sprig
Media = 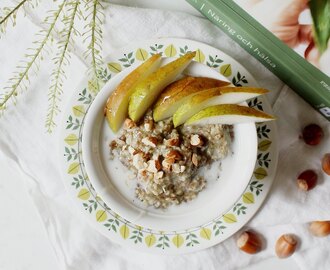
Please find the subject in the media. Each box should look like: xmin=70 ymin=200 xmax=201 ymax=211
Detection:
xmin=0 ymin=0 xmax=67 ymax=112
xmin=83 ymin=0 xmax=104 ymax=93
xmin=0 ymin=0 xmax=39 ymax=36
xmin=45 ymin=0 xmax=80 ymax=132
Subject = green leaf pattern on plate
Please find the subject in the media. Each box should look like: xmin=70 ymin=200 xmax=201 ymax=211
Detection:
xmin=157 ymin=234 xmax=170 ymax=249
xmin=206 ymin=55 xmax=223 ymax=68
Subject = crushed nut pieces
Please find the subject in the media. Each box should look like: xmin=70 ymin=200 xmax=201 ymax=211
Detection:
xmin=190 ymin=134 xmax=204 ymax=147
xmin=110 ymin=111 xmax=231 ymax=208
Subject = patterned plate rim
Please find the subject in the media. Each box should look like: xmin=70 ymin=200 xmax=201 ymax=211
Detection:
xmin=59 ymin=38 xmax=278 ymax=254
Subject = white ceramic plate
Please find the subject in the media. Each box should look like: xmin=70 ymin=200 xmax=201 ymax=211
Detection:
xmin=59 ymin=38 xmax=278 ymax=254
xmin=82 ymin=59 xmax=258 ymax=231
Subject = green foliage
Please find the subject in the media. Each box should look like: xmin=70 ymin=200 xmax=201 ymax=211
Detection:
xmin=309 ymin=0 xmax=330 ymax=54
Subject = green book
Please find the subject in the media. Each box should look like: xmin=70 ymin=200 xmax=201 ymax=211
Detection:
xmin=186 ymin=0 xmax=330 ymax=120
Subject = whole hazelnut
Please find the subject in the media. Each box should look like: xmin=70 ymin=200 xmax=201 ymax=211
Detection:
xmin=275 ymin=234 xmax=297 ymax=258
xmin=297 ymin=170 xmax=318 ymax=191
xmin=322 ymin=153 xmax=330 ymax=175
xmin=309 ymin=221 xmax=330 ymax=237
xmin=237 ymin=231 xmax=262 ymax=254
xmin=301 ymin=124 xmax=323 ymax=145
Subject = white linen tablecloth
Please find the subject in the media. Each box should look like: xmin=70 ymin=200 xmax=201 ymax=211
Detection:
xmin=0 ymin=3 xmax=329 ymax=270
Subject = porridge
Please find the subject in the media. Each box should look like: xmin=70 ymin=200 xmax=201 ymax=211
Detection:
xmin=109 ymin=111 xmax=232 ymax=209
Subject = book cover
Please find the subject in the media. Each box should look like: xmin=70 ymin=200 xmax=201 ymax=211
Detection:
xmin=186 ymin=0 xmax=330 ymax=120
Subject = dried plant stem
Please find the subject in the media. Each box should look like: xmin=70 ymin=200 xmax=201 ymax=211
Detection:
xmin=91 ymin=1 xmax=98 ymax=83
xmin=1 ymin=0 xmax=106 ymax=131
xmin=0 ymin=0 xmax=67 ymax=111
xmin=46 ymin=1 xmax=80 ymax=132
xmin=0 ymin=0 xmax=30 ymax=25
xmin=83 ymin=0 xmax=104 ymax=92
xmin=0 ymin=0 xmax=28 ymax=25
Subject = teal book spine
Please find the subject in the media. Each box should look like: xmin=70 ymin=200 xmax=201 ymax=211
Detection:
xmin=186 ymin=0 xmax=330 ymax=120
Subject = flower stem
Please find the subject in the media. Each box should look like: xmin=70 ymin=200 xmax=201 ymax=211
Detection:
xmin=0 ymin=0 xmax=29 ymax=25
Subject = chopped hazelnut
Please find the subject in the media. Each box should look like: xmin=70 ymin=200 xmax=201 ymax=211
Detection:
xmin=122 ymin=145 xmax=128 ymax=151
xmin=192 ymin=153 xmax=198 ymax=166
xmin=190 ymin=134 xmax=204 ymax=147
xmin=116 ymin=138 xmax=125 ymax=146
xmin=144 ymin=120 xmax=154 ymax=131
xmin=143 ymin=152 xmax=152 ymax=161
xmin=167 ymin=150 xmax=182 ymax=161
xmin=162 ymin=158 xmax=174 ymax=171
xmin=128 ymin=146 xmax=135 ymax=155
xmin=132 ymin=153 xmax=145 ymax=170
xmin=109 ymin=141 xmax=117 ymax=149
xmin=154 ymin=171 xmax=164 ymax=180
xmin=119 ymin=134 xmax=126 ymax=142
xmin=165 ymin=137 xmax=180 ymax=147
xmin=132 ymin=149 xmax=140 ymax=155
xmin=147 ymin=160 xmax=162 ymax=173
xmin=155 ymin=159 xmax=162 ymax=170
xmin=142 ymin=136 xmax=158 ymax=147
xmin=139 ymin=169 xmax=147 ymax=178
xmin=180 ymin=165 xmax=186 ymax=173
xmin=124 ymin=118 xmax=136 ymax=129
xmin=172 ymin=163 xmax=181 ymax=173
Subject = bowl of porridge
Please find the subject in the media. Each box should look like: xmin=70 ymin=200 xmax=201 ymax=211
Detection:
xmin=82 ymin=53 xmax=273 ymax=231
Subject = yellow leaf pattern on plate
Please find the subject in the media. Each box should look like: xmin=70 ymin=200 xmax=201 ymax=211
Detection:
xmin=145 ymin=234 xmax=156 ymax=247
xmin=64 ymin=134 xmax=78 ymax=146
xmin=254 ymin=167 xmax=268 ymax=180
xmin=200 ymin=228 xmax=212 ymax=240
xmin=77 ymin=188 xmax=90 ymax=200
xmin=107 ymin=62 xmax=122 ymax=73
xmin=194 ymin=49 xmax=205 ymax=63
xmin=223 ymin=213 xmax=237 ymax=223
xmin=144 ymin=234 xmax=156 ymax=247
xmin=88 ymin=79 xmax=99 ymax=93
xmin=243 ymin=192 xmax=255 ymax=204
xmin=96 ymin=210 xmax=107 ymax=222
xmin=72 ymin=105 xmax=85 ymax=117
xmin=164 ymin=44 xmax=177 ymax=57
xmin=135 ymin=48 xmax=148 ymax=61
xmin=67 ymin=162 xmax=80 ymax=174
xmin=220 ymin=64 xmax=232 ymax=77
xmin=120 ymin=224 xmax=130 ymax=239
xmin=172 ymin=234 xmax=184 ymax=248
xmin=258 ymin=140 xmax=272 ymax=151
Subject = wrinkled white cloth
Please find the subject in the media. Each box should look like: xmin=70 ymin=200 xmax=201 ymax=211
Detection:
xmin=0 ymin=3 xmax=329 ymax=270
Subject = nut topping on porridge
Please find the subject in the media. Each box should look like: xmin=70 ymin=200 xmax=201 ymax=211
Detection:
xmin=142 ymin=136 xmax=158 ymax=147
xmin=190 ymin=134 xmax=204 ymax=147
xmin=124 ymin=118 xmax=136 ymax=129
xmin=110 ymin=111 xmax=231 ymax=209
